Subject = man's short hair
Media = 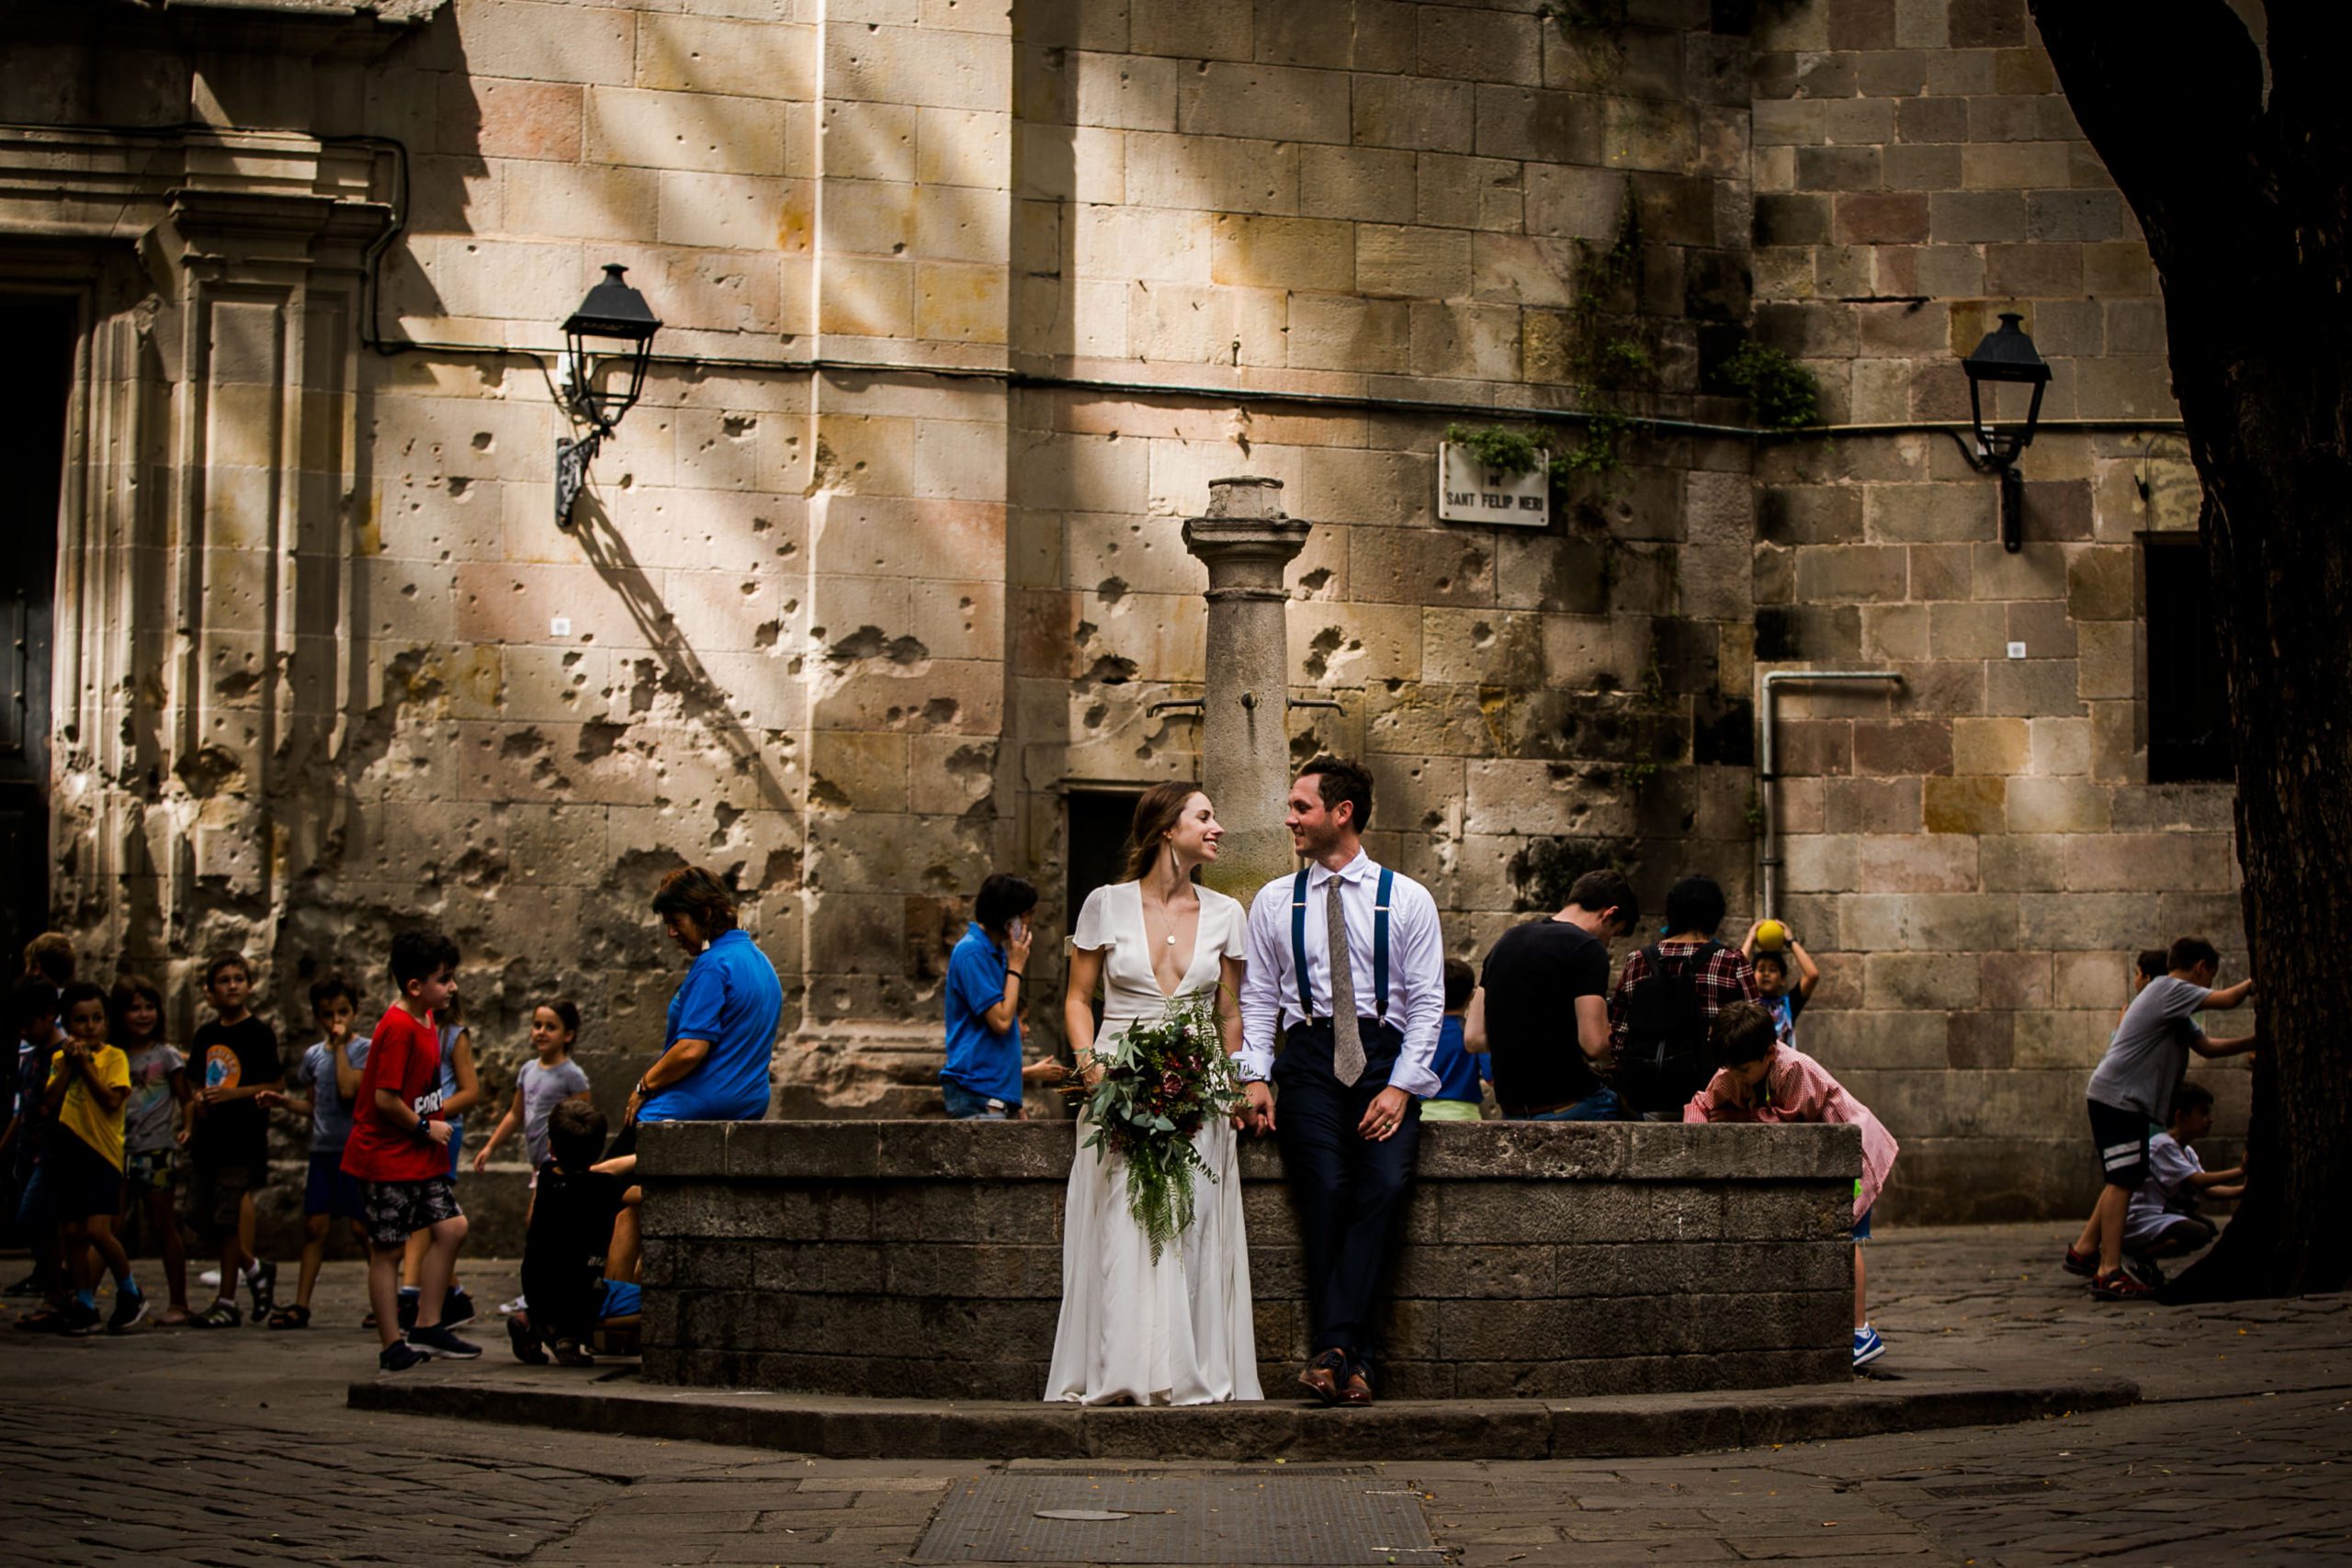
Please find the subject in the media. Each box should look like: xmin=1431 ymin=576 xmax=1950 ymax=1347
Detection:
xmin=203 ymin=951 xmax=251 ymax=988
xmin=389 ymin=928 xmax=460 ymax=989
xmin=2168 ymin=936 xmax=2221 ymax=973
xmin=650 ymin=865 xmax=740 ymax=934
xmin=309 ymin=975 xmax=359 ymax=1012
xmin=2135 ymin=948 xmax=2168 ymax=981
xmin=1566 ymin=869 xmax=1637 ymax=931
xmin=11 ymin=977 xmax=57 ymax=1029
xmin=2170 ymin=1081 xmax=2216 ymax=1119
xmin=1442 ymin=956 xmax=1475 ymax=1011
xmin=1664 ymin=874 xmax=1727 ymax=939
xmin=22 ymin=933 xmax=74 ymax=987
xmin=1295 ymin=754 xmax=1374 ymax=832
xmin=548 ymin=1097 xmax=609 ymax=1170
xmin=974 ymin=873 xmax=1038 ymax=931
xmin=1708 ymin=1000 xmax=1777 ymax=1069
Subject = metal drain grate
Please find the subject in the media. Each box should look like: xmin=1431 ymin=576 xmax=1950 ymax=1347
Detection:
xmin=915 ymin=1472 xmax=1438 ymax=1564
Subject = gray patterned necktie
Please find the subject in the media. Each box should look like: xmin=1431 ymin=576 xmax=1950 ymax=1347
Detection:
xmin=1327 ymin=874 xmax=1364 ymax=1087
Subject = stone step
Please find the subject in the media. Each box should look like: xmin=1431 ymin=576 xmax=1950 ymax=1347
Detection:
xmin=348 ymin=1365 xmax=2137 ymax=1461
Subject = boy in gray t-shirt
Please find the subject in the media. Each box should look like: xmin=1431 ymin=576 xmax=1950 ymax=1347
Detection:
xmin=2066 ymin=937 xmax=2255 ymax=1300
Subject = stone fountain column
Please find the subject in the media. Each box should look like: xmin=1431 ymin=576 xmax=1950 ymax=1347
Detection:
xmin=1182 ymin=476 xmax=1312 ymax=900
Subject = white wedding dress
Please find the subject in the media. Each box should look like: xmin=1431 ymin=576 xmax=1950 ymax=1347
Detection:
xmin=1045 ymin=880 xmax=1263 ymax=1405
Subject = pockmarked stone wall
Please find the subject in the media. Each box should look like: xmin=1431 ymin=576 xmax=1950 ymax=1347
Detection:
xmin=2 ymin=0 xmax=2246 ymax=1223
xmin=1742 ymin=0 xmax=2249 ymax=1219
xmin=636 ymin=1119 xmax=1860 ymax=1400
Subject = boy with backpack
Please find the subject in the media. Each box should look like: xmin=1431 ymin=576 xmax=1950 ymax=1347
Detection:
xmin=1607 ymin=874 xmax=1759 ymax=1119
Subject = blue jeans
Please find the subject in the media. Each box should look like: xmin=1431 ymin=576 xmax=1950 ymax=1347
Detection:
xmin=942 ymin=1081 xmax=1014 ymax=1120
xmin=1511 ymin=1087 xmax=1621 ymax=1122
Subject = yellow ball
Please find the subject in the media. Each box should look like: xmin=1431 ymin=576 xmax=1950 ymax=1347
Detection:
xmin=1754 ymin=919 xmax=1789 ymax=951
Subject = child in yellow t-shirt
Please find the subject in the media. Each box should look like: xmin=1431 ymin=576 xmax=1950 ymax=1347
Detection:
xmin=44 ymin=982 xmax=141 ymax=1335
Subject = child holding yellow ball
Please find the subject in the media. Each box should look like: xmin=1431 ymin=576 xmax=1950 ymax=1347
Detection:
xmin=1743 ymin=919 xmax=1820 ymax=1050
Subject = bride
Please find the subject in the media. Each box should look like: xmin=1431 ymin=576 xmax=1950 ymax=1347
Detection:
xmin=1045 ymin=782 xmax=1262 ymax=1405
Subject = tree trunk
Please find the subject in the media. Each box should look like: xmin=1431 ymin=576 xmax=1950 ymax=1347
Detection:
xmin=2032 ymin=2 xmax=2352 ymax=1297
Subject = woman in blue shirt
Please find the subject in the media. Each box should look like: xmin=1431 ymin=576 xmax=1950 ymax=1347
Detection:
xmin=942 ymin=874 xmax=1066 ymax=1118
xmin=626 ymin=867 xmax=784 ymax=1128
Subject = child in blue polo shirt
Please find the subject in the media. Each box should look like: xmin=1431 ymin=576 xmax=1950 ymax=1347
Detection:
xmin=942 ymin=874 xmax=1064 ymax=1118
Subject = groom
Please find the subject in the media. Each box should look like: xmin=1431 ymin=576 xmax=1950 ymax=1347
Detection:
xmin=1237 ymin=755 xmax=1445 ymax=1407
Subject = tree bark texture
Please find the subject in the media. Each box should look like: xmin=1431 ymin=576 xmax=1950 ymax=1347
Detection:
xmin=2032 ymin=1 xmax=2352 ymax=1296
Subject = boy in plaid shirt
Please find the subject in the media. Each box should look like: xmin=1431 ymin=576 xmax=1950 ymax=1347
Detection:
xmin=1607 ymin=874 xmax=1760 ymax=1118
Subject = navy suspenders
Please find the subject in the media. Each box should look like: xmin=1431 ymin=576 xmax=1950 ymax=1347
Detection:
xmin=1289 ymin=865 xmax=1395 ymax=1025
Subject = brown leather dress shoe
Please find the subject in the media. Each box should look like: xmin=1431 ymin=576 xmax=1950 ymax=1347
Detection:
xmin=1297 ymin=1349 xmax=1347 ymax=1404
xmin=1339 ymin=1366 xmax=1374 ymax=1406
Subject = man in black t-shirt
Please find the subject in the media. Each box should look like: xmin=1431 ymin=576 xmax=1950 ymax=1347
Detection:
xmin=1468 ymin=870 xmax=1637 ymax=1120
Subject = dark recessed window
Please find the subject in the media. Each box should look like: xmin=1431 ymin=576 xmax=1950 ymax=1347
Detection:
xmin=2142 ymin=534 xmax=2231 ymax=784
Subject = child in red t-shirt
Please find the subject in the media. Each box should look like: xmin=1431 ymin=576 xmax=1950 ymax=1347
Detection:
xmin=341 ymin=929 xmax=477 ymax=1370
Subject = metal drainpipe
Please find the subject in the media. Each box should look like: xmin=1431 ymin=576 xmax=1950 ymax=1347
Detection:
xmin=1758 ymin=670 xmax=1905 ymax=917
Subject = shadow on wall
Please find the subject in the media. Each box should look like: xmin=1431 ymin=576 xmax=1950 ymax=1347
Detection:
xmin=566 ymin=492 xmax=796 ymax=820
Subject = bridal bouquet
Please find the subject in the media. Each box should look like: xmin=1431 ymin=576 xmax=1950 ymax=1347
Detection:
xmin=1070 ymin=990 xmax=1246 ymax=1262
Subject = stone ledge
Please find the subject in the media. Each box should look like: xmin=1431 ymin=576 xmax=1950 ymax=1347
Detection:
xmin=638 ymin=1119 xmax=1864 ymax=1184
xmin=347 ymin=1369 xmax=2140 ymax=1461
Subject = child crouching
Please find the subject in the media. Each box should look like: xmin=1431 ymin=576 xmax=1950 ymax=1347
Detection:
xmin=509 ymin=1099 xmax=640 ymax=1368
xmin=2122 ymin=1080 xmax=2242 ymax=1280
xmin=1686 ymin=1000 xmax=1899 ymax=1371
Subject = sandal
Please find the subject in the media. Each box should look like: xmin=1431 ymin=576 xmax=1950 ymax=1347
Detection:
xmin=266 ymin=1304 xmax=311 ymax=1331
xmin=15 ymin=1305 xmax=67 ymax=1334
xmin=155 ymin=1306 xmax=194 ymax=1327
xmin=190 ymin=1300 xmax=243 ymax=1328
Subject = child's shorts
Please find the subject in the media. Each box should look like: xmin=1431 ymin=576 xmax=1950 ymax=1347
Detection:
xmin=183 ymin=1156 xmax=265 ymax=1239
xmin=361 ymin=1174 xmax=461 ymax=1248
xmin=1852 ymin=1205 xmax=1873 ymax=1243
xmin=2086 ymin=1098 xmax=2151 ymax=1189
xmin=47 ymin=1135 xmax=123 ymax=1223
xmin=599 ymin=1280 xmax=641 ymax=1321
xmin=124 ymin=1146 xmax=180 ymax=1192
xmin=304 ymin=1152 xmax=367 ymax=1223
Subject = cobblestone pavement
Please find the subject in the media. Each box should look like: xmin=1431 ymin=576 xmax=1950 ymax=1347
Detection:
xmin=2 ymin=1225 xmax=2346 ymax=1565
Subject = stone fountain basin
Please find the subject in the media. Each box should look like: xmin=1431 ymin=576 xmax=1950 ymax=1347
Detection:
xmin=635 ymin=1118 xmax=1860 ymax=1401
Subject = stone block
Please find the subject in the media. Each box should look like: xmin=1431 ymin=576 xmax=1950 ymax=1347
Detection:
xmin=1851 ymin=719 xmax=1953 ymax=777
xmin=1985 ymin=657 xmax=2086 ymax=718
xmin=1843 ymin=891 xmax=2017 ymax=952
xmin=1794 ymin=145 xmax=1881 ymax=192
xmin=636 ymin=13 xmax=816 ymax=100
xmin=1287 ymin=294 xmax=1410 ymax=373
xmin=1210 ymin=213 xmax=1353 ymax=293
xmin=2005 ymin=776 xmax=2111 ymax=834
xmin=1854 ymin=832 xmax=1976 ymax=892
xmin=1409 ymin=299 xmax=1521 ymax=379
xmin=1179 ymin=61 xmax=1351 ymax=144
xmin=1357 ymin=223 xmax=1474 ymax=299
xmin=586 ymin=86 xmax=786 ymax=175
xmin=1418 ymin=152 xmax=1522 ymax=232
xmin=1928 ymin=190 xmax=2027 ymax=243
xmin=464 ymin=0 xmax=638 ymax=86
xmin=1823 ymin=777 xmax=1923 ymax=834
xmin=1352 ymin=74 xmax=1476 ymax=153
xmin=1795 ymin=544 xmax=1907 ymax=604
xmin=1951 ymin=716 xmax=2028 ymax=774
xmin=1131 ymin=0 xmax=1252 ymax=60
xmin=1475 ymin=84 xmax=1601 ymax=164
xmin=1865 ymin=952 xmax=1979 ymax=1010
xmin=1923 ymin=774 xmax=2004 ymax=834
xmin=1298 ymin=144 xmax=1418 ymax=224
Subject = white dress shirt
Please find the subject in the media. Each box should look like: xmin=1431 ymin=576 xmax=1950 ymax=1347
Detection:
xmin=1238 ymin=849 xmax=1445 ymax=1098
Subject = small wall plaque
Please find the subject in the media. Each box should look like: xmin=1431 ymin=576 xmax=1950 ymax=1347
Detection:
xmin=1438 ymin=443 xmax=1551 ymax=528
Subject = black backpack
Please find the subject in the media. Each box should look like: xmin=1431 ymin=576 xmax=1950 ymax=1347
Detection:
xmin=1614 ymin=941 xmax=1723 ymax=1116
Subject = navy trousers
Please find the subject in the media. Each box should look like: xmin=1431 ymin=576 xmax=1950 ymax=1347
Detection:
xmin=1272 ymin=1020 xmax=1422 ymax=1365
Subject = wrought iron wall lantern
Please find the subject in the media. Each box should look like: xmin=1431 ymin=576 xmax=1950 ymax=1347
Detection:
xmin=1954 ymin=310 xmax=2051 ymax=553
xmin=555 ymin=264 xmax=662 ymax=528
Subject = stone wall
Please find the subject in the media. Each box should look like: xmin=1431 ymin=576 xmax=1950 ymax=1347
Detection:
xmin=1 ymin=0 xmax=2246 ymax=1224
xmin=1744 ymin=0 xmax=2247 ymax=1217
xmin=636 ymin=1119 xmax=1860 ymax=1399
